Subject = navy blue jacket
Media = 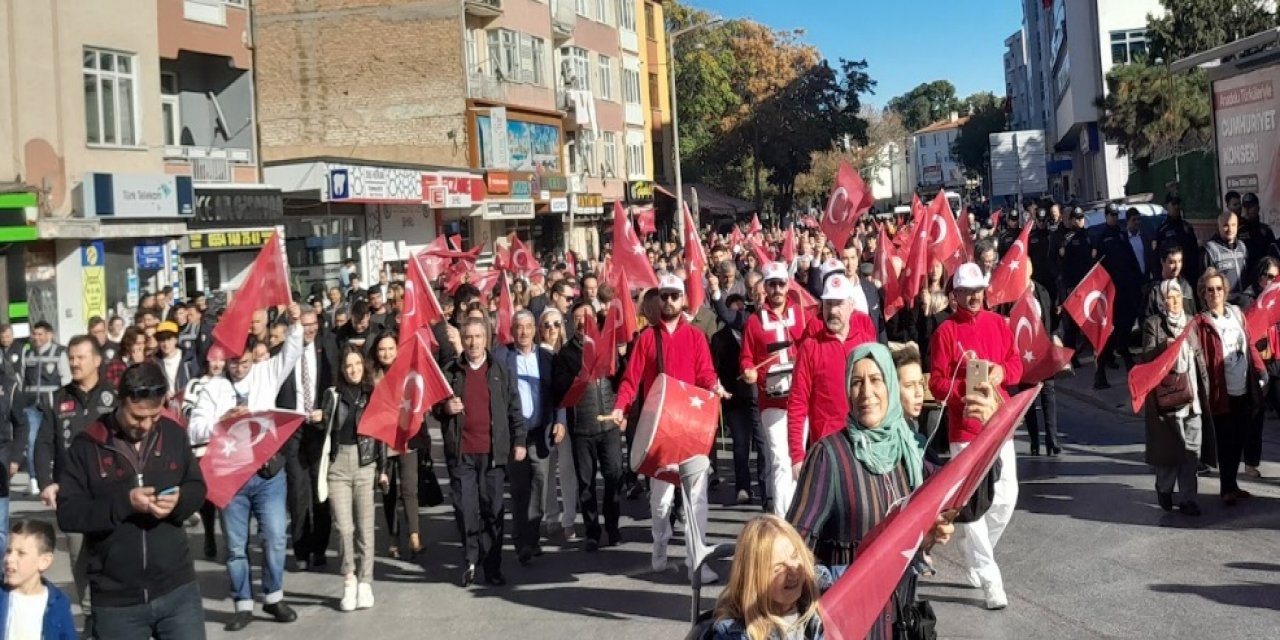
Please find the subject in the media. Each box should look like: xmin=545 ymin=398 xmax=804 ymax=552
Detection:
xmin=0 ymin=579 xmax=79 ymax=639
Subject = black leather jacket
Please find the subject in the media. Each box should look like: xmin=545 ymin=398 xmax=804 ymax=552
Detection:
xmin=317 ymin=387 xmax=385 ymax=471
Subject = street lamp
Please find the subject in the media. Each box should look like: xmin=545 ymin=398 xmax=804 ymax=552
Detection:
xmin=669 ymin=18 xmax=725 ymax=240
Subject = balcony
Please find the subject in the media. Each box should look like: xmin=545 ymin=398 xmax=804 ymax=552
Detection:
xmin=464 ymin=0 xmax=503 ymax=18
xmin=468 ymin=73 xmax=507 ymax=103
xmin=551 ymin=0 xmax=575 ymax=42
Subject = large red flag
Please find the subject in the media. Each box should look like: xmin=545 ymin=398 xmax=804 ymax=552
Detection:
xmin=990 ymin=207 xmax=1003 ymax=230
xmin=745 ymin=238 xmax=773 ymax=270
xmin=358 ymin=328 xmax=451 ymax=451
xmin=910 ymin=194 xmax=927 ymax=227
xmin=608 ymin=268 xmax=639 ymax=346
xmin=927 ymin=191 xmax=965 ymax=273
xmin=634 ymin=205 xmax=657 ymax=237
xmin=560 ymin=315 xmax=615 ymax=408
xmin=681 ymin=203 xmax=708 ymax=313
xmin=729 ymin=226 xmax=746 ymax=252
xmin=1009 ymin=288 xmax=1074 ymax=384
xmin=821 ymin=161 xmax=873 ymax=252
xmin=781 ymin=226 xmax=797 ymax=265
xmin=495 ymin=274 xmax=514 ymax=345
xmin=201 ymin=410 xmax=306 ymax=508
xmin=507 ymin=234 xmax=539 ymax=278
xmin=1062 ymin=263 xmax=1116 ymax=354
xmin=899 ymin=211 xmax=931 ymax=308
xmin=875 ymin=225 xmax=904 ymax=321
xmin=211 ymin=232 xmax=292 ymax=358
xmin=419 ymin=236 xmax=449 ymax=281
xmin=787 ymin=280 xmax=820 ymax=315
xmin=985 ymin=221 xmax=1033 ymax=307
xmin=1127 ymin=320 xmax=1196 ymax=414
xmin=955 ymin=206 xmax=975 ymax=268
xmin=402 ymin=249 xmax=446 ymax=348
xmin=611 ymin=202 xmax=659 ymax=290
xmin=1245 ymin=282 xmax=1280 ymax=340
xmin=748 ymin=212 xmax=763 ymax=235
xmin=818 ymin=385 xmax=1040 ymax=640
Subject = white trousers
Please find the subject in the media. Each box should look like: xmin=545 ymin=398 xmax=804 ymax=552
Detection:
xmin=762 ymin=408 xmax=796 ymax=516
xmin=950 ymin=439 xmax=1019 ymax=588
xmin=544 ymin=435 xmax=578 ymax=529
xmin=650 ymin=470 xmax=709 ymax=577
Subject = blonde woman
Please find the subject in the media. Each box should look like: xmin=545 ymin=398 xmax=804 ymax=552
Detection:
xmin=710 ymin=515 xmax=824 ymax=640
xmin=538 ymin=307 xmax=577 ymax=539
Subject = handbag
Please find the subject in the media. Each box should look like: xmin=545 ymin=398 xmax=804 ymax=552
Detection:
xmin=1154 ymin=370 xmax=1192 ymax=411
xmin=891 ymin=590 xmax=938 ymax=640
xmin=417 ymin=454 xmax=444 ymax=507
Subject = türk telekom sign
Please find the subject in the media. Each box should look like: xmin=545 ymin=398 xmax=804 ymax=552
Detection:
xmin=421 ymin=173 xmax=486 ymax=209
xmin=1213 ymin=66 xmax=1278 ymax=225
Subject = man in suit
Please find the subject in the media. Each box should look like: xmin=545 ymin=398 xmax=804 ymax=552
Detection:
xmin=495 ymin=310 xmax=562 ymax=565
xmin=1092 ymin=205 xmax=1145 ymax=388
xmin=274 ymin=310 xmax=332 ymax=570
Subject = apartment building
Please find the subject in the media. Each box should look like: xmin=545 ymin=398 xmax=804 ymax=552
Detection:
xmin=913 ymin=113 xmax=969 ymax=190
xmin=1005 ymin=29 xmax=1034 ymax=132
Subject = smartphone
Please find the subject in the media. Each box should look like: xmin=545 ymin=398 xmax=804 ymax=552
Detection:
xmin=158 ymin=486 xmax=179 ymax=497
xmin=966 ymin=359 xmax=990 ymax=397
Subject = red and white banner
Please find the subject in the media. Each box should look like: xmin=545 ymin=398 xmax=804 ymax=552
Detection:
xmin=682 ymin=203 xmax=708 ymax=313
xmin=985 ymin=220 xmax=1032 ymax=308
xmin=611 ymin=202 xmax=659 ymax=290
xmin=1009 ymin=288 xmax=1073 ymax=384
xmin=201 ymin=410 xmax=306 ymax=508
xmin=357 ymin=328 xmax=451 ymax=451
xmin=1127 ymin=320 xmax=1195 ymax=414
xmin=821 ymin=161 xmax=873 ymax=252
xmin=1062 ymin=263 xmax=1116 ymax=354
xmin=211 ymin=232 xmax=291 ymax=358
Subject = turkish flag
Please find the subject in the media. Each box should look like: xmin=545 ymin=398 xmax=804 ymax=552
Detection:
xmin=608 ymin=268 xmax=639 ymax=346
xmin=402 ymin=249 xmax=446 ymax=349
xmin=611 ymin=202 xmax=659 ymax=290
xmin=800 ymin=215 xmax=819 ymax=229
xmin=681 ymin=203 xmax=708 ymax=313
xmin=211 ymin=232 xmax=292 ymax=358
xmin=495 ymin=274 xmax=514 ymax=345
xmin=1245 ymin=282 xmax=1280 ymax=340
xmin=358 ymin=328 xmax=452 ymax=451
xmin=748 ymin=212 xmax=763 ymax=235
xmin=1127 ymin=320 xmax=1196 ymax=414
xmin=986 ymin=221 xmax=1033 ymax=307
xmin=910 ymin=194 xmax=927 ymax=227
xmin=956 ymin=205 xmax=975 ymax=268
xmin=899 ymin=210 xmax=931 ymax=309
xmin=494 ymin=243 xmax=511 ymax=274
xmin=560 ymin=315 xmax=615 ymax=408
xmin=1062 ymin=263 xmax=1116 ymax=354
xmin=565 ymin=250 xmax=578 ymax=277
xmin=1009 ymin=288 xmax=1074 ymax=384
xmin=201 ymin=410 xmax=306 ymax=508
xmin=781 ymin=226 xmax=797 ymax=265
xmin=821 ymin=161 xmax=873 ymax=252
xmin=508 ymin=234 xmax=539 ymax=278
xmin=729 ymin=226 xmax=746 ymax=251
xmin=818 ymin=385 xmax=1040 ymax=640
xmin=745 ymin=238 xmax=773 ymax=269
xmin=418 ymin=236 xmax=449 ymax=281
xmin=631 ymin=374 xmax=721 ymax=484
xmin=927 ymin=191 xmax=965 ymax=273
xmin=635 ymin=205 xmax=657 ymax=237
xmin=470 ymin=269 xmax=502 ymax=306
xmin=787 ymin=280 xmax=820 ymax=315
xmin=425 ymin=240 xmax=484 ymax=263
xmin=875 ymin=225 xmax=904 ymax=321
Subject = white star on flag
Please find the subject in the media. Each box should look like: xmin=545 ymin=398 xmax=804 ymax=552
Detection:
xmin=690 ymin=396 xmax=705 ymax=409
xmin=900 ymin=532 xmax=925 ymax=562
xmin=1023 ymin=350 xmax=1034 ymax=362
xmin=220 ymin=439 xmax=238 ymax=457
xmin=1008 ymin=260 xmax=1020 ymax=271
xmin=632 ymin=244 xmax=644 ymax=255
xmin=1268 ymin=299 xmax=1276 ymax=309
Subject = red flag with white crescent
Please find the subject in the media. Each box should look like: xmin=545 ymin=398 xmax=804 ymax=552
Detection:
xmin=927 ymin=190 xmax=965 ymax=273
xmin=875 ymin=225 xmax=903 ymax=321
xmin=1062 ymin=262 xmax=1116 ymax=354
xmin=608 ymin=268 xmax=639 ymax=346
xmin=1127 ymin=319 xmax=1196 ymax=414
xmin=955 ymin=205 xmax=975 ymax=268
xmin=419 ymin=236 xmax=449 ymax=281
xmin=358 ymin=328 xmax=451 ymax=451
xmin=402 ymin=249 xmax=445 ymax=349
xmin=508 ymin=234 xmax=539 ymax=278
xmin=1245 ymin=282 xmax=1280 ymax=340
xmin=560 ymin=316 xmax=605 ymax=408
xmin=1009 ymin=288 xmax=1073 ymax=384
xmin=985 ymin=221 xmax=1033 ymax=307
xmin=211 ymin=232 xmax=292 ymax=358
xmin=611 ymin=202 xmax=659 ymax=290
xmin=781 ymin=226 xmax=797 ymax=265
xmin=635 ymin=205 xmax=657 ymax=237
xmin=900 ymin=209 xmax=931 ymax=308
xmin=681 ymin=203 xmax=708 ymax=313
xmin=821 ymin=161 xmax=873 ymax=252
xmin=496 ymin=274 xmax=514 ymax=345
xmin=787 ymin=280 xmax=820 ymax=315
xmin=818 ymin=386 xmax=1040 ymax=640
xmin=201 ymin=410 xmax=306 ymax=508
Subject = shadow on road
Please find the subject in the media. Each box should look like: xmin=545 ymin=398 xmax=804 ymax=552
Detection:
xmin=1149 ymin=579 xmax=1280 ymax=612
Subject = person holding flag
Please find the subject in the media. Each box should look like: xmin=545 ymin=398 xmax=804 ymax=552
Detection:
xmin=608 ymin=274 xmax=729 ymax=584
xmin=188 ymin=302 xmax=303 ymax=632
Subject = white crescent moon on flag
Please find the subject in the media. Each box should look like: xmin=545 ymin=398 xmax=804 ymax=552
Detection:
xmin=1011 ymin=240 xmax=1025 ymax=257
xmin=825 ymin=187 xmax=850 ymax=225
xmin=1083 ymin=290 xmax=1106 ymax=323
xmin=930 ymin=215 xmax=947 ymax=246
xmin=1014 ymin=316 xmax=1035 ymax=353
xmin=399 ymin=371 xmax=425 ymax=432
xmin=402 ymin=279 xmax=417 ymax=321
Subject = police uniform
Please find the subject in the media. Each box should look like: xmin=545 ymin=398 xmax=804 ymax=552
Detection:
xmin=33 ymin=381 xmax=116 ymax=490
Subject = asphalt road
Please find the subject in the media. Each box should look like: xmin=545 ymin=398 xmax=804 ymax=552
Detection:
xmin=17 ymin=385 xmax=1280 ymax=640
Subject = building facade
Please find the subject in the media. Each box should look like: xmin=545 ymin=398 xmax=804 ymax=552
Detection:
xmin=913 ymin=114 xmax=969 ymax=191
xmin=1005 ymin=29 xmax=1034 ymax=132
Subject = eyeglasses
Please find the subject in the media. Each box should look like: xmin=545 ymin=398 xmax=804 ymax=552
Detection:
xmin=1205 ymin=286 xmax=1225 ymax=292
xmin=660 ymin=292 xmax=683 ymax=301
xmin=122 ymin=384 xmax=168 ymax=401
xmin=765 ymin=280 xmax=788 ymax=289
xmin=1263 ymin=273 xmax=1279 ymax=281
xmin=542 ymin=322 xmax=562 ymax=329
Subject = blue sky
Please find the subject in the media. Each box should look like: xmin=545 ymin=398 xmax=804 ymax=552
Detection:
xmin=687 ymin=0 xmax=1023 ymax=106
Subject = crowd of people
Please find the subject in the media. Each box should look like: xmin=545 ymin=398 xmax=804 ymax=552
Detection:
xmin=0 ymin=187 xmax=1272 ymax=639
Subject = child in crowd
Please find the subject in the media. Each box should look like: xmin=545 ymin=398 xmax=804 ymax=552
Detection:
xmin=0 ymin=520 xmax=76 ymax=639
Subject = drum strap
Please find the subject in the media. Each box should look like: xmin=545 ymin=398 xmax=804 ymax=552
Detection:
xmin=654 ymin=326 xmax=665 ymax=376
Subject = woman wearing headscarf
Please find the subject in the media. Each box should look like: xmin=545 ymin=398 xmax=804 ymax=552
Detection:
xmin=787 ymin=343 xmax=962 ymax=639
xmin=1140 ymin=279 xmax=1215 ymax=516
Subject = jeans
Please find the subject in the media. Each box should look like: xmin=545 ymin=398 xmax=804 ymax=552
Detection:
xmin=0 ymin=497 xmax=8 ymax=555
xmin=382 ymin=451 xmax=421 ymax=543
xmin=221 ymin=471 xmax=288 ymax=610
xmin=93 ymin=581 xmax=206 ymax=640
xmin=1214 ymin=394 xmax=1252 ymax=495
xmin=23 ymin=406 xmax=41 ymax=479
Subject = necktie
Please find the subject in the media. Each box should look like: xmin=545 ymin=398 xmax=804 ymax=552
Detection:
xmin=301 ymin=350 xmax=313 ymax=413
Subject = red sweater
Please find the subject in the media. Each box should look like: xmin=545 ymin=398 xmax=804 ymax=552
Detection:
xmin=615 ymin=318 xmax=719 ymax=413
xmin=785 ymin=313 xmax=878 ymax=464
xmin=928 ymin=308 xmax=1024 ymax=443
xmin=461 ymin=363 xmax=492 ymax=454
xmin=740 ymin=303 xmax=808 ymax=411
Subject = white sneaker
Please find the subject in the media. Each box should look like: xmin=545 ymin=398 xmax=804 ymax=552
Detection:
xmin=965 ymin=568 xmax=982 ymax=589
xmin=1244 ymin=465 xmax=1263 ymax=479
xmin=339 ymin=581 xmax=357 ymax=612
xmin=356 ymin=582 xmax=374 ymax=609
xmin=27 ymin=479 xmax=37 ymax=495
xmin=651 ymin=544 xmax=669 ymax=572
xmin=983 ymin=582 xmax=1008 ymax=610
xmin=687 ymin=563 xmax=718 ymax=585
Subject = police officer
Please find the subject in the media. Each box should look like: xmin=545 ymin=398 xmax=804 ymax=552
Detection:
xmin=0 ymin=324 xmax=22 ymax=381
xmin=28 ymin=335 xmax=113 ymax=634
xmin=1028 ymin=208 xmax=1060 ymax=310
xmin=1155 ymin=196 xmax=1201 ymax=286
xmin=19 ymin=321 xmax=69 ymax=495
xmin=1238 ymin=192 xmax=1275 ymax=280
xmin=1092 ymin=205 xmax=1144 ymax=389
xmin=1058 ymin=207 xmax=1095 ymax=366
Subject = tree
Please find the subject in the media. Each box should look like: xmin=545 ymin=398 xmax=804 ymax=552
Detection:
xmin=886 ymin=80 xmax=962 ymax=133
xmin=951 ymin=92 xmax=1007 ymax=181
xmin=1148 ymin=0 xmax=1278 ymax=61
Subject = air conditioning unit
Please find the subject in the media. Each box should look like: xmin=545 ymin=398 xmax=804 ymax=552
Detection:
xmin=192 ymin=156 xmax=231 ymax=183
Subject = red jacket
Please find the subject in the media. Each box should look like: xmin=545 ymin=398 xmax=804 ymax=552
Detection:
xmin=929 ymin=308 xmax=1024 ymax=443
xmin=740 ymin=303 xmax=808 ymax=411
xmin=785 ymin=313 xmax=877 ymax=464
xmin=615 ymin=318 xmax=719 ymax=413
xmin=1197 ymin=309 xmax=1265 ymax=415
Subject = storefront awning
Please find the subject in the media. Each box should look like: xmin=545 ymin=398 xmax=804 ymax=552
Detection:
xmin=37 ymin=218 xmax=188 ymax=240
xmin=657 ymin=182 xmax=757 ymax=216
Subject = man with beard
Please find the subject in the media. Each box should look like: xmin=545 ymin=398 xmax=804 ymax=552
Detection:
xmin=609 ymin=274 xmax=728 ymax=584
xmin=740 ymin=263 xmax=808 ymax=515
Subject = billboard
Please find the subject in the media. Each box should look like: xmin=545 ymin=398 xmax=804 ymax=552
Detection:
xmin=1212 ymin=65 xmax=1278 ymax=227
xmin=989 ymin=130 xmax=1048 ymax=197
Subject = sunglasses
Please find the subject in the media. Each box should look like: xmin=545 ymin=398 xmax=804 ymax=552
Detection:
xmin=542 ymin=321 xmax=562 ymax=329
xmin=1263 ymin=273 xmax=1279 ymax=281
xmin=1205 ymin=286 xmax=1225 ymax=292
xmin=660 ymin=292 xmax=683 ymax=301
xmin=765 ymin=280 xmax=788 ymax=288
xmin=123 ymin=384 xmax=168 ymax=401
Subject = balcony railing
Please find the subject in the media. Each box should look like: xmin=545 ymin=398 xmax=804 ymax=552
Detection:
xmin=551 ymin=0 xmax=575 ymax=41
xmin=468 ymin=73 xmax=507 ymax=102
xmin=464 ymin=0 xmax=502 ymax=18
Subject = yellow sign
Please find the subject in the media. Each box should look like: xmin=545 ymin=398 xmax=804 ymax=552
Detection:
xmin=83 ymin=266 xmax=106 ymax=320
xmin=188 ymin=230 xmax=271 ymax=251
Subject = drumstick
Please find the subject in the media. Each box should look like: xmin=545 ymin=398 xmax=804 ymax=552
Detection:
xmin=738 ymin=353 xmax=781 ymax=379
xmin=597 ymin=415 xmax=619 ymax=422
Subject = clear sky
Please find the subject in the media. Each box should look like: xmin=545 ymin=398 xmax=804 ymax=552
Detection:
xmin=686 ymin=0 xmax=1023 ymax=107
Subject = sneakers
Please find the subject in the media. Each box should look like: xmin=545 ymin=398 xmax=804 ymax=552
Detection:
xmin=651 ymin=543 xmax=669 ymax=572
xmin=27 ymin=478 xmax=37 ymax=495
xmin=735 ymin=489 xmax=751 ymax=505
xmin=356 ymin=582 xmax=374 ymax=609
xmin=983 ymin=581 xmax=1008 ymax=610
xmin=1243 ymin=465 xmax=1263 ymax=479
xmin=340 ymin=580 xmax=357 ymax=612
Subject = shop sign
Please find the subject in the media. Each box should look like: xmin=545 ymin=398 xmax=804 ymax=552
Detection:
xmin=542 ymin=174 xmax=568 ymax=192
xmin=326 ymin=164 xmax=423 ymax=203
xmin=188 ymin=230 xmax=272 ymax=252
xmin=486 ymin=172 xmax=511 ymax=195
xmin=572 ymin=194 xmax=604 ymax=215
xmin=550 ymin=197 xmax=569 ymax=214
xmin=626 ymin=180 xmax=655 ymax=204
xmin=422 ymin=173 xmax=485 ymax=208
xmin=192 ymin=190 xmax=284 ymax=229
xmin=81 ymin=241 xmax=106 ymax=321
xmin=511 ymin=180 xmax=533 ymax=199
xmin=80 ymin=173 xmax=194 ymax=218
xmin=483 ymin=202 xmax=535 ymax=220
xmin=135 ymin=243 xmax=166 ymax=270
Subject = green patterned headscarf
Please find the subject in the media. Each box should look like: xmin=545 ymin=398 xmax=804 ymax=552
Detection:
xmin=844 ymin=343 xmax=926 ymax=489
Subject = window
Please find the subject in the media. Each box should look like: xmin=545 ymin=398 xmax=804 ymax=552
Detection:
xmin=602 ymin=132 xmax=618 ymax=175
xmin=597 ymin=55 xmax=614 ymax=100
xmin=572 ymin=130 xmax=597 ymax=175
xmin=465 ymin=29 xmax=478 ymax=75
xmin=619 ymin=0 xmax=636 ymax=32
xmin=648 ymin=72 xmax=660 ymax=107
xmin=594 ymin=0 xmax=610 ymax=24
xmin=576 ymin=0 xmax=590 ymax=17
xmin=1110 ymin=29 xmax=1148 ymax=65
xmin=160 ymin=72 xmax=180 ymax=147
xmin=622 ymin=67 xmax=641 ymax=105
xmin=530 ymin=36 xmax=546 ymax=86
xmin=83 ymin=47 xmax=139 ymax=146
xmin=626 ymin=139 xmax=645 ymax=178
xmin=644 ymin=3 xmax=656 ymax=39
xmin=487 ymin=30 xmax=544 ymax=85
xmin=561 ymin=46 xmax=591 ymax=91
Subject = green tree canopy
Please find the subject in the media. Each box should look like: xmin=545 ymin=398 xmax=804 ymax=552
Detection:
xmin=951 ymin=92 xmax=1008 ymax=182
xmin=886 ymin=80 xmax=962 ymax=132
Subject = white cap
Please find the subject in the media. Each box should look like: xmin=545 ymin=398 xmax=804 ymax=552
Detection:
xmin=762 ymin=262 xmax=789 ymax=282
xmin=822 ymin=274 xmax=858 ymax=301
xmin=658 ymin=273 xmax=685 ymax=294
xmin=819 ymin=258 xmax=845 ymax=279
xmin=952 ymin=262 xmax=989 ymax=290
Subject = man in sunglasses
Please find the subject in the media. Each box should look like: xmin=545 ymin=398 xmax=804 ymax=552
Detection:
xmin=56 ymin=362 xmax=207 ymax=638
xmin=609 ymin=274 xmax=730 ymax=584
xmin=188 ymin=302 xmax=303 ymax=632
